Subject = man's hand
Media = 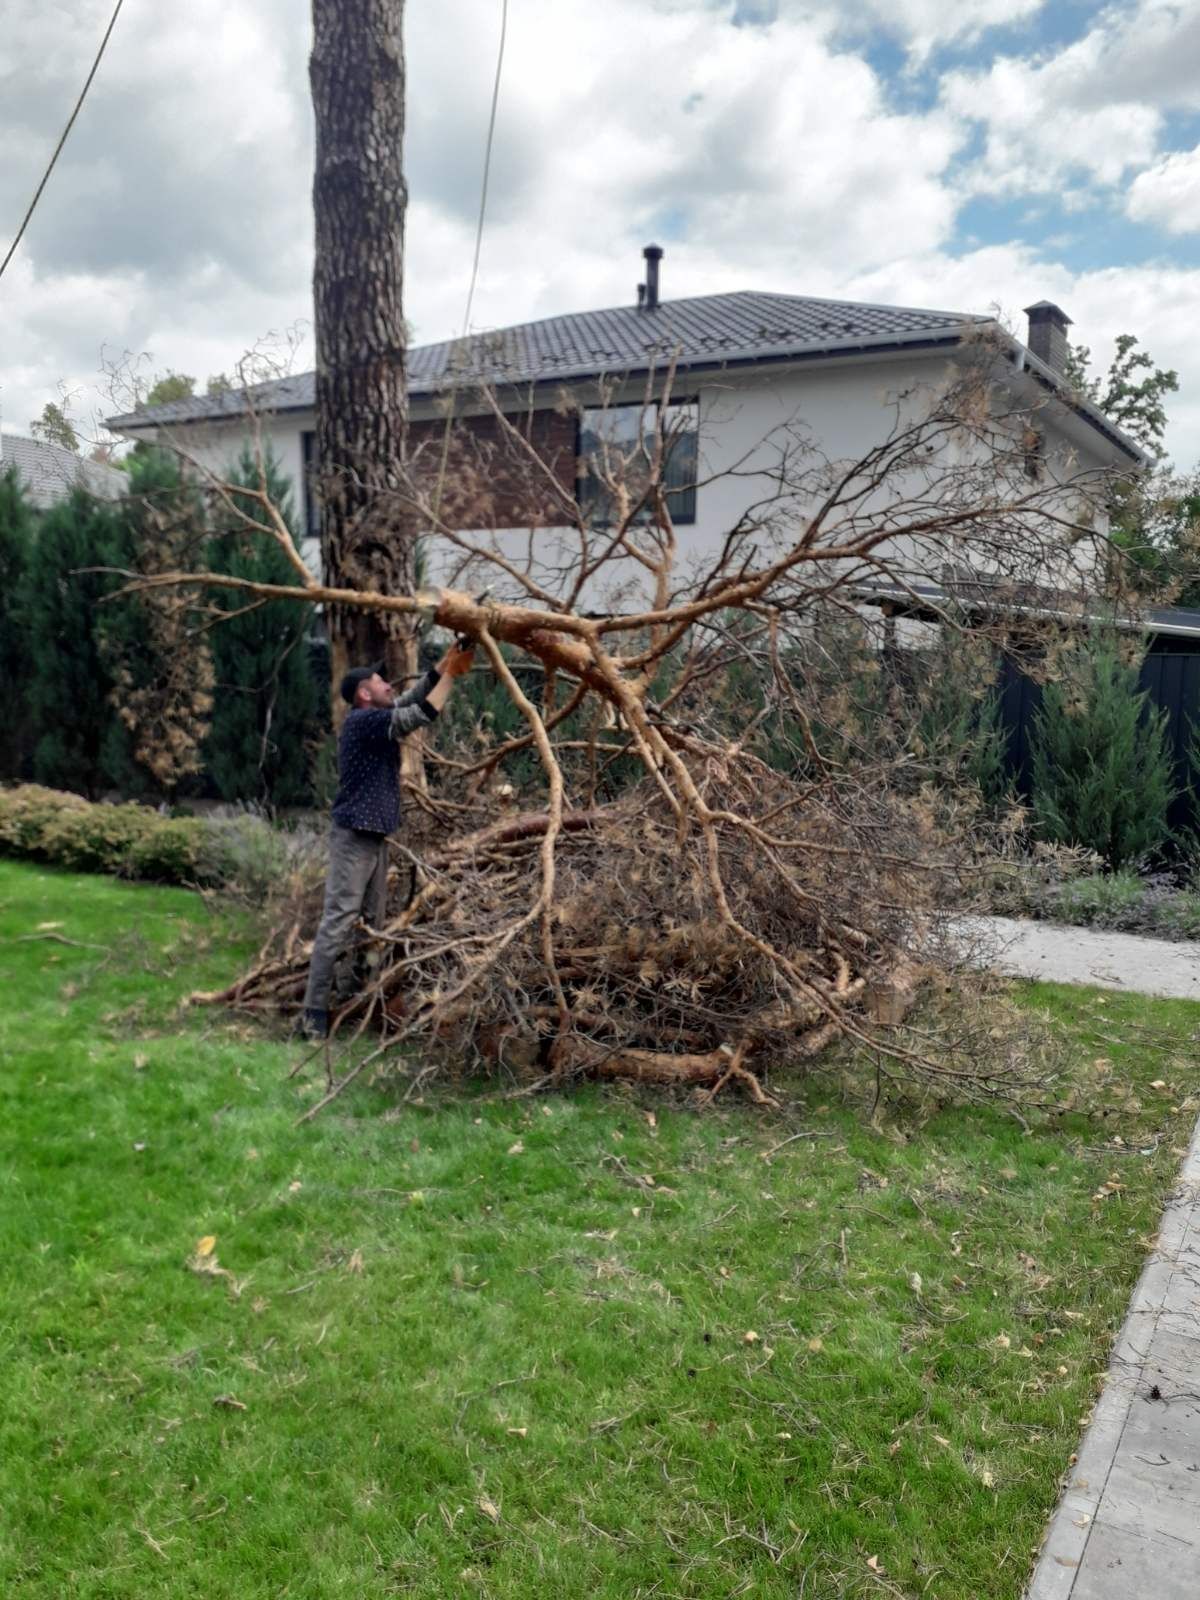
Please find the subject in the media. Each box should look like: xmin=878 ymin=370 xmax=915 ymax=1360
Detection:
xmin=425 ymin=641 xmax=473 ymax=715
xmin=437 ymin=641 xmax=475 ymax=679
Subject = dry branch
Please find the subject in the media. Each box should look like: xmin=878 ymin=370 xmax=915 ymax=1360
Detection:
xmin=141 ymin=342 xmax=1130 ymax=1111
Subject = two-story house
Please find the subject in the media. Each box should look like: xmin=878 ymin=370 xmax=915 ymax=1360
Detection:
xmin=107 ymin=246 xmax=1143 ymax=615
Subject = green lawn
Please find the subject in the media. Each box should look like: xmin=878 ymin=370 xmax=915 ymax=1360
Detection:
xmin=2 ymin=859 xmax=1198 ymax=1599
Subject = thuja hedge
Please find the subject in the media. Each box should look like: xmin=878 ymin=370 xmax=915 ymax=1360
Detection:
xmin=0 ymin=454 xmax=324 ymax=808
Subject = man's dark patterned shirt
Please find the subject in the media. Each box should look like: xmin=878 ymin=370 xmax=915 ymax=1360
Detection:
xmin=330 ymin=669 xmax=440 ymax=836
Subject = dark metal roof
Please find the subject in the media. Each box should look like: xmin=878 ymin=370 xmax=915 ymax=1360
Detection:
xmin=108 ymin=289 xmax=988 ymax=430
xmin=407 ymin=289 xmax=984 ymax=387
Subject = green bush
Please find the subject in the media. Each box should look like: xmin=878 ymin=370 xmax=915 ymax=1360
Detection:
xmin=192 ymin=807 xmax=315 ymax=900
xmin=0 ymin=784 xmax=310 ymax=889
xmin=124 ymin=817 xmax=211 ymax=883
xmin=989 ymin=850 xmax=1200 ymax=941
xmin=36 ymin=803 xmax=158 ymax=873
xmin=1048 ymin=870 xmax=1144 ymax=927
xmin=0 ymin=784 xmax=92 ymax=854
xmin=1029 ymin=636 xmax=1175 ymax=867
xmin=1151 ymin=890 xmax=1200 ymax=939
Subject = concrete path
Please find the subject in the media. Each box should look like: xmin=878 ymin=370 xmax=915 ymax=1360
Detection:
xmin=953 ymin=918 xmax=1200 ymax=1598
xmin=1025 ymin=1113 xmax=1200 ymax=1599
xmin=954 ymin=914 xmax=1200 ymax=1003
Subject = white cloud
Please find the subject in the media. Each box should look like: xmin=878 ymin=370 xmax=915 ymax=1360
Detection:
xmin=1 ymin=0 xmax=312 ymax=437
xmin=3 ymin=0 xmax=966 ymax=438
xmin=403 ymin=0 xmax=963 ymax=334
xmin=744 ymin=0 xmax=1048 ymax=61
xmin=1128 ymin=147 xmax=1200 ymax=235
xmin=941 ymin=0 xmax=1200 ymax=199
xmin=941 ymin=61 xmax=1160 ymax=197
xmin=848 ymin=0 xmax=1047 ymax=60
xmin=1 ymin=0 xmax=1197 ymax=477
xmin=1069 ymin=0 xmax=1200 ymax=112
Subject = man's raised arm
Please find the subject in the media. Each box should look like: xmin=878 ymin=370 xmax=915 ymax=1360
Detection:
xmin=388 ymin=642 xmax=474 ymax=739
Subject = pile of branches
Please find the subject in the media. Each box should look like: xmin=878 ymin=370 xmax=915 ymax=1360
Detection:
xmin=196 ymin=748 xmax=994 ymax=1116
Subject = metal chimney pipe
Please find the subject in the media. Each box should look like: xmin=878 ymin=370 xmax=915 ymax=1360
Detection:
xmin=643 ymin=244 xmax=663 ymax=311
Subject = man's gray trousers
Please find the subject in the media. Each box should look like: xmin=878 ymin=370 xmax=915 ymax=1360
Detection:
xmin=302 ymin=823 xmax=389 ymax=1014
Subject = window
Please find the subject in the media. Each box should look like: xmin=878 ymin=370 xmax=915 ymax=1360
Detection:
xmin=577 ymin=400 xmax=698 ymax=526
xmin=301 ymin=430 xmax=321 ymax=538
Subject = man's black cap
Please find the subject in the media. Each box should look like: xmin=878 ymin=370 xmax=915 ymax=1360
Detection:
xmin=339 ymin=661 xmax=387 ymax=705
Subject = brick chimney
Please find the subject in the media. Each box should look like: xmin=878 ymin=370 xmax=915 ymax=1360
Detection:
xmin=640 ymin=244 xmax=663 ymax=312
xmin=1024 ymin=301 xmax=1072 ymax=374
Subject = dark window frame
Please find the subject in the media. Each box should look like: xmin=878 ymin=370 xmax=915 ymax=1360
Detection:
xmin=576 ymin=397 xmax=699 ymax=527
xmin=1022 ymin=422 xmax=1044 ymax=482
xmin=301 ymin=429 xmax=321 ymax=540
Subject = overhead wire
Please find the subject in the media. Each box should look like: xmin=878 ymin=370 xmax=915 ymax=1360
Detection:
xmin=460 ymin=0 xmax=509 ymax=341
xmin=430 ymin=0 xmax=510 ymax=524
xmin=0 ymin=0 xmax=127 ymax=284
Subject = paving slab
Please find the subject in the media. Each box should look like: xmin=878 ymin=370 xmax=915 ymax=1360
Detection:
xmin=1051 ymin=1516 xmax=1197 ymax=1600
xmin=952 ymin=916 xmax=1200 ymax=1002
xmin=1024 ymin=1106 xmax=1200 ymax=1599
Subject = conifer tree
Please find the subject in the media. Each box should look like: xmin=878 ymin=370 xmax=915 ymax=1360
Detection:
xmin=0 ymin=469 xmax=35 ymax=779
xmin=203 ymin=451 xmax=322 ymax=806
xmin=1030 ymin=636 xmax=1175 ymax=866
xmin=909 ymin=634 xmax=1011 ymax=808
xmin=95 ymin=450 xmax=214 ymax=797
xmin=20 ymin=489 xmax=130 ymax=798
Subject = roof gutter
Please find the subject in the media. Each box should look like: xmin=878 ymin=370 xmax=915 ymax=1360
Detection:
xmin=855 ymin=582 xmax=1199 ymax=639
xmin=109 ymin=323 xmax=1146 ymax=468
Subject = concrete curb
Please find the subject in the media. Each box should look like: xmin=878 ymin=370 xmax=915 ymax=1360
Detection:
xmin=1024 ymin=1110 xmax=1200 ymax=1598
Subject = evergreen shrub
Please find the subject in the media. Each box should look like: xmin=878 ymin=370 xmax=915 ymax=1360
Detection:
xmin=1029 ymin=637 xmax=1175 ymax=867
xmin=37 ymin=803 xmax=158 ymax=873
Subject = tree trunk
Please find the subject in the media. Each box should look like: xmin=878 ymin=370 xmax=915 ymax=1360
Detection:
xmin=310 ymin=0 xmax=416 ymax=720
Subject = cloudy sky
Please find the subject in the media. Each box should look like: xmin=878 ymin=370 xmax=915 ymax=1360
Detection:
xmin=2 ymin=0 xmax=1199 ymax=463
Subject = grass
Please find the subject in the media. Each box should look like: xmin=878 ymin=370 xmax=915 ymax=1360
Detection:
xmin=1 ymin=859 xmax=1199 ymax=1599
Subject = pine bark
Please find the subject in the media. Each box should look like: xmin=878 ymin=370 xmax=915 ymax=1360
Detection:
xmin=310 ymin=0 xmax=416 ymax=713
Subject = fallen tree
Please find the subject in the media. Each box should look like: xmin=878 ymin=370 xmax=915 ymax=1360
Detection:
xmin=116 ymin=339 xmax=1130 ymax=1112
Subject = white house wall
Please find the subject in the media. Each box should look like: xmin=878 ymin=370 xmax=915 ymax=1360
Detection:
xmin=148 ymin=415 xmax=317 ymax=576
xmin=425 ymin=351 xmax=1116 ymax=611
xmin=417 ymin=353 xmax=982 ymax=608
xmin=138 ymin=351 xmax=1124 ymax=613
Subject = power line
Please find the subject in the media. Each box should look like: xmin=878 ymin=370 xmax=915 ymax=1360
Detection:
xmin=0 ymin=0 xmax=127 ymax=284
xmin=432 ymin=0 xmax=510 ymax=522
xmin=460 ymin=0 xmax=509 ymax=339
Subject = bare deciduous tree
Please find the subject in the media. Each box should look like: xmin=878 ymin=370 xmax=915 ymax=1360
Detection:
xmin=114 ymin=338 xmax=1131 ymax=1112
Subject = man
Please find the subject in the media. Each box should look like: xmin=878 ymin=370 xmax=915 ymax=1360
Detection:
xmin=301 ymin=641 xmax=474 ymax=1038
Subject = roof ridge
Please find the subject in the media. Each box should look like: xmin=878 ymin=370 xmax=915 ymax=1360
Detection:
xmin=408 ymin=286 xmax=981 ymax=353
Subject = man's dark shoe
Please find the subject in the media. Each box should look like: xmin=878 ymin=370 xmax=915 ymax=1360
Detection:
xmin=299 ymin=1008 xmax=330 ymax=1041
